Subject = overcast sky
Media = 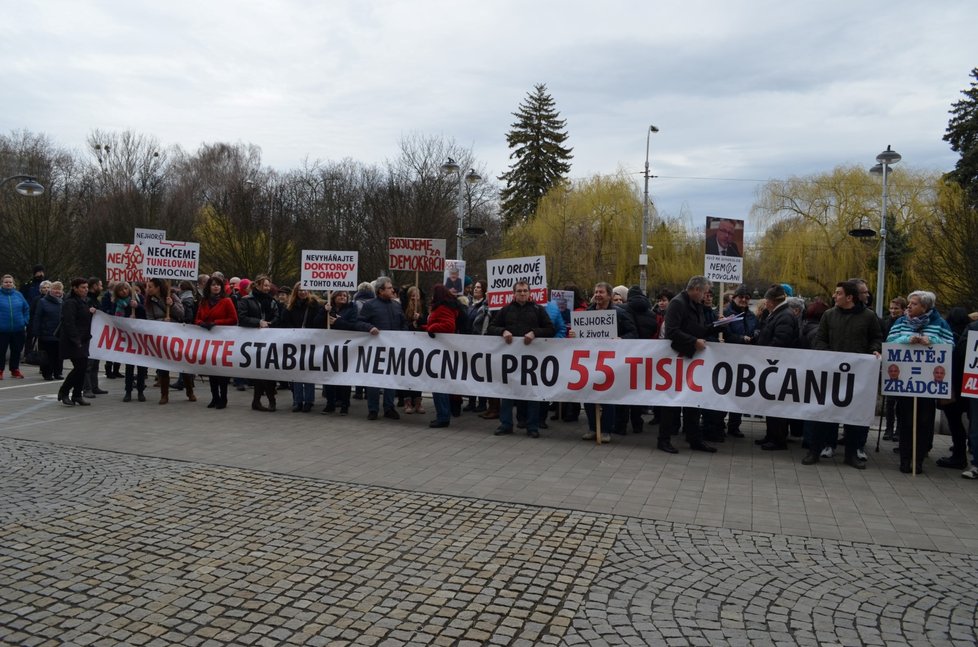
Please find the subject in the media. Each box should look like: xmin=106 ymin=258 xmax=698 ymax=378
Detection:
xmin=3 ymin=0 xmax=976 ymax=233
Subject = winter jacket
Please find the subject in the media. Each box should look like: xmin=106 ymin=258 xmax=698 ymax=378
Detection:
xmin=1 ymin=286 xmax=30 ymax=333
xmin=315 ymin=301 xmax=368 ymax=332
xmin=756 ymin=301 xmax=799 ymax=348
xmin=544 ymin=301 xmax=568 ymax=338
xmin=280 ymin=300 xmax=318 ymax=329
xmin=886 ymin=308 xmax=954 ymax=346
xmin=723 ymin=302 xmax=758 ymax=344
xmin=625 ymin=287 xmax=658 ymax=339
xmin=424 ymin=304 xmax=461 ymax=335
xmin=59 ymin=293 xmax=92 ymax=360
xmin=237 ymin=292 xmax=280 ymax=327
xmin=195 ymin=297 xmax=238 ymax=326
xmin=814 ymin=302 xmax=883 ymax=354
xmin=144 ymin=295 xmax=184 ymax=322
xmin=359 ymin=297 xmax=409 ymax=331
xmin=32 ymin=293 xmax=63 ymax=341
xmin=664 ymin=291 xmax=709 ymax=358
xmin=487 ymin=300 xmax=555 ymax=339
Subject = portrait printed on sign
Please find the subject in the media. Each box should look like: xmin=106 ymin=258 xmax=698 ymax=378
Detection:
xmin=880 ymin=342 xmax=954 ymax=399
xmin=443 ymin=260 xmax=466 ymax=295
xmin=704 ymin=216 xmax=744 ymax=283
xmin=961 ymin=329 xmax=978 ymax=399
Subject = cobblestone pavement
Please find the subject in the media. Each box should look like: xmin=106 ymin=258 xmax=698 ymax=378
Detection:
xmin=2 ymin=438 xmax=977 ymax=646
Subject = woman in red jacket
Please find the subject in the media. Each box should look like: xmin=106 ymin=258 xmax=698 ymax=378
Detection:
xmin=195 ymin=276 xmax=238 ymax=409
xmin=423 ymin=284 xmax=465 ymax=428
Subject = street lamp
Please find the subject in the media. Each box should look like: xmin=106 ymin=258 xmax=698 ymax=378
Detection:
xmin=870 ymin=145 xmax=901 ymax=317
xmin=2 ymin=175 xmax=45 ymax=196
xmin=641 ymin=125 xmax=659 ymax=294
xmin=440 ymin=157 xmax=481 ymax=263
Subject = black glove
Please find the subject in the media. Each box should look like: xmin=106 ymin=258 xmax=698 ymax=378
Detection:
xmin=428 ymin=331 xmax=436 ymax=338
xmin=199 ymin=322 xmax=214 ymax=330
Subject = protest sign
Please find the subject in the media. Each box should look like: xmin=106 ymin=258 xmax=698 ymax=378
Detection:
xmin=143 ymin=239 xmax=200 ymax=281
xmin=88 ymin=311 xmax=880 ymax=427
xmin=105 ymin=244 xmax=145 ymax=284
xmin=134 ymin=228 xmax=166 ymax=247
xmin=704 ymin=216 xmax=744 ymax=283
xmin=881 ymin=343 xmax=954 ymax=398
xmin=960 ymin=330 xmax=978 ymax=398
xmin=571 ymin=310 xmax=619 ymax=339
xmin=443 ymin=260 xmax=466 ymax=295
xmin=486 ymin=255 xmax=547 ymax=309
xmin=301 ymin=250 xmax=358 ymax=291
xmin=388 ymin=237 xmax=446 ymax=273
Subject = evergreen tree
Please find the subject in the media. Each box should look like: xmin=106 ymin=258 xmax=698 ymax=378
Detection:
xmin=944 ymin=67 xmax=978 ymax=206
xmin=498 ymin=83 xmax=573 ymax=228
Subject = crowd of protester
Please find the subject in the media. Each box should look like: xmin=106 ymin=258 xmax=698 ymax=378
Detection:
xmin=3 ymin=263 xmax=978 ymax=478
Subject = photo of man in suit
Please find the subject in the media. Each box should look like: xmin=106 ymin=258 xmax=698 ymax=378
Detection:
xmin=705 ymin=217 xmax=742 ymax=257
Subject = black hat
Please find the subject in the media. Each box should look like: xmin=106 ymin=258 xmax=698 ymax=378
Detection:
xmin=733 ymin=285 xmax=751 ymax=298
xmin=763 ymin=284 xmax=786 ymax=301
xmin=32 ymin=264 xmax=45 ymax=274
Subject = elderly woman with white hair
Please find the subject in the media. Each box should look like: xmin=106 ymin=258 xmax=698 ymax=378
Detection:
xmin=886 ymin=290 xmax=954 ymax=474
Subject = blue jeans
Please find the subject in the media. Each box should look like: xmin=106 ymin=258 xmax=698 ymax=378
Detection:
xmin=367 ymin=386 xmax=395 ymax=413
xmin=584 ymin=403 xmax=616 ymax=434
xmin=500 ymin=399 xmax=538 ymax=432
xmin=292 ymin=382 xmax=315 ymax=405
xmin=432 ymin=392 xmax=451 ymax=423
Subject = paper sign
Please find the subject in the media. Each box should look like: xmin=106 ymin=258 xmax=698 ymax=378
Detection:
xmin=105 ymin=244 xmax=145 ymax=284
xmin=388 ymin=237 xmax=446 ymax=273
xmin=301 ymin=250 xmax=358 ymax=291
xmin=143 ymin=240 xmax=200 ymax=281
xmin=486 ymin=255 xmax=547 ymax=309
xmin=881 ymin=343 xmax=954 ymax=399
xmin=572 ymin=309 xmax=619 ymax=338
xmin=443 ymin=260 xmax=466 ymax=295
xmin=134 ymin=228 xmax=166 ymax=246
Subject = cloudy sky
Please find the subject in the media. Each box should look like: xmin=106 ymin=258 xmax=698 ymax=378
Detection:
xmin=3 ymin=0 xmax=976 ymax=233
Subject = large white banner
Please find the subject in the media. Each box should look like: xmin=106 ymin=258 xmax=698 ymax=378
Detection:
xmin=88 ymin=312 xmax=880 ymax=426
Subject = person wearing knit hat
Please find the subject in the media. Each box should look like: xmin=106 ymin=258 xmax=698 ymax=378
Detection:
xmin=612 ymin=285 xmax=628 ymax=305
xmin=721 ymin=284 xmax=759 ymax=439
xmin=753 ymin=283 xmax=799 ymax=451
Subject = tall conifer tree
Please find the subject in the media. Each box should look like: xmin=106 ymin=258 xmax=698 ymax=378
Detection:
xmin=944 ymin=67 xmax=978 ymax=206
xmin=499 ymin=83 xmax=573 ymax=228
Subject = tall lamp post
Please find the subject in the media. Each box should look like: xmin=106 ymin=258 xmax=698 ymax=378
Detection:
xmin=440 ymin=158 xmax=482 ymax=263
xmin=641 ymin=125 xmax=659 ymax=294
xmin=1 ymin=175 xmax=44 ymax=196
xmin=871 ymin=145 xmax=901 ymax=318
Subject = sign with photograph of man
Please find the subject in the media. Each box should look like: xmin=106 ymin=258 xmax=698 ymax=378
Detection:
xmin=443 ymin=260 xmax=466 ymax=295
xmin=704 ymin=216 xmax=744 ymax=283
xmin=881 ymin=343 xmax=954 ymax=398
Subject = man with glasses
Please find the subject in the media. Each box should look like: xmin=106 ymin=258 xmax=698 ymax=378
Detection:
xmin=486 ymin=281 xmax=555 ymax=438
xmin=706 ymin=218 xmax=741 ymax=257
xmin=358 ymin=276 xmax=409 ymax=420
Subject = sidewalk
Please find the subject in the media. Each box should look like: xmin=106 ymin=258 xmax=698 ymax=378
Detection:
xmin=2 ymin=374 xmax=978 ymax=645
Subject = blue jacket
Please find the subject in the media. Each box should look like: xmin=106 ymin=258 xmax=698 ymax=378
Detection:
xmin=886 ymin=308 xmax=954 ymax=346
xmin=1 ymin=287 xmax=30 ymax=333
xmin=32 ymin=294 xmax=63 ymax=341
xmin=359 ymin=297 xmax=408 ymax=331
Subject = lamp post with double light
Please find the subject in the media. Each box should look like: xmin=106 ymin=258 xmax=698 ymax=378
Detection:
xmin=1 ymin=175 xmax=44 ymax=196
xmin=440 ymin=158 xmax=482 ymax=264
xmin=871 ymin=145 xmax=901 ymax=318
xmin=641 ymin=125 xmax=659 ymax=294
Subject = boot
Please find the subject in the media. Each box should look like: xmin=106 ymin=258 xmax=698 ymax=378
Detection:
xmin=217 ymin=381 xmax=228 ymax=409
xmin=252 ymin=384 xmax=269 ymax=412
xmin=158 ymin=374 xmax=169 ymax=405
xmin=414 ymin=397 xmax=425 ymax=415
xmin=480 ymin=398 xmax=499 ymax=420
xmin=207 ymin=380 xmax=219 ymax=408
xmin=185 ymin=378 xmax=197 ymax=402
xmin=268 ymin=393 xmax=276 ymax=412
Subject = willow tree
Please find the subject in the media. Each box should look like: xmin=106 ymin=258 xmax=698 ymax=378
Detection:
xmin=751 ymin=165 xmax=936 ymax=299
xmin=501 ymin=174 xmax=640 ymax=288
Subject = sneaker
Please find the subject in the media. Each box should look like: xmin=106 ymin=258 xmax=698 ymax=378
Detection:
xmin=581 ymin=430 xmax=597 ymax=440
xmin=820 ymin=447 xmax=834 ymax=459
xmin=962 ymin=466 xmax=978 ymax=479
xmin=855 ymin=449 xmax=867 ymax=461
xmin=11 ymin=369 xmax=24 ymax=379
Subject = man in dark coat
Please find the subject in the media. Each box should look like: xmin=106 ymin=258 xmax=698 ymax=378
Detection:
xmin=662 ymin=275 xmax=716 ymax=453
xmin=358 ymin=276 xmax=409 ymax=420
xmin=486 ymin=281 xmax=555 ymax=438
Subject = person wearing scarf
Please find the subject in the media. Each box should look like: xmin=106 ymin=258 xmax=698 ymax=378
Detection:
xmin=886 ymin=290 xmax=955 ymax=474
xmin=195 ymin=276 xmax=239 ymax=408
